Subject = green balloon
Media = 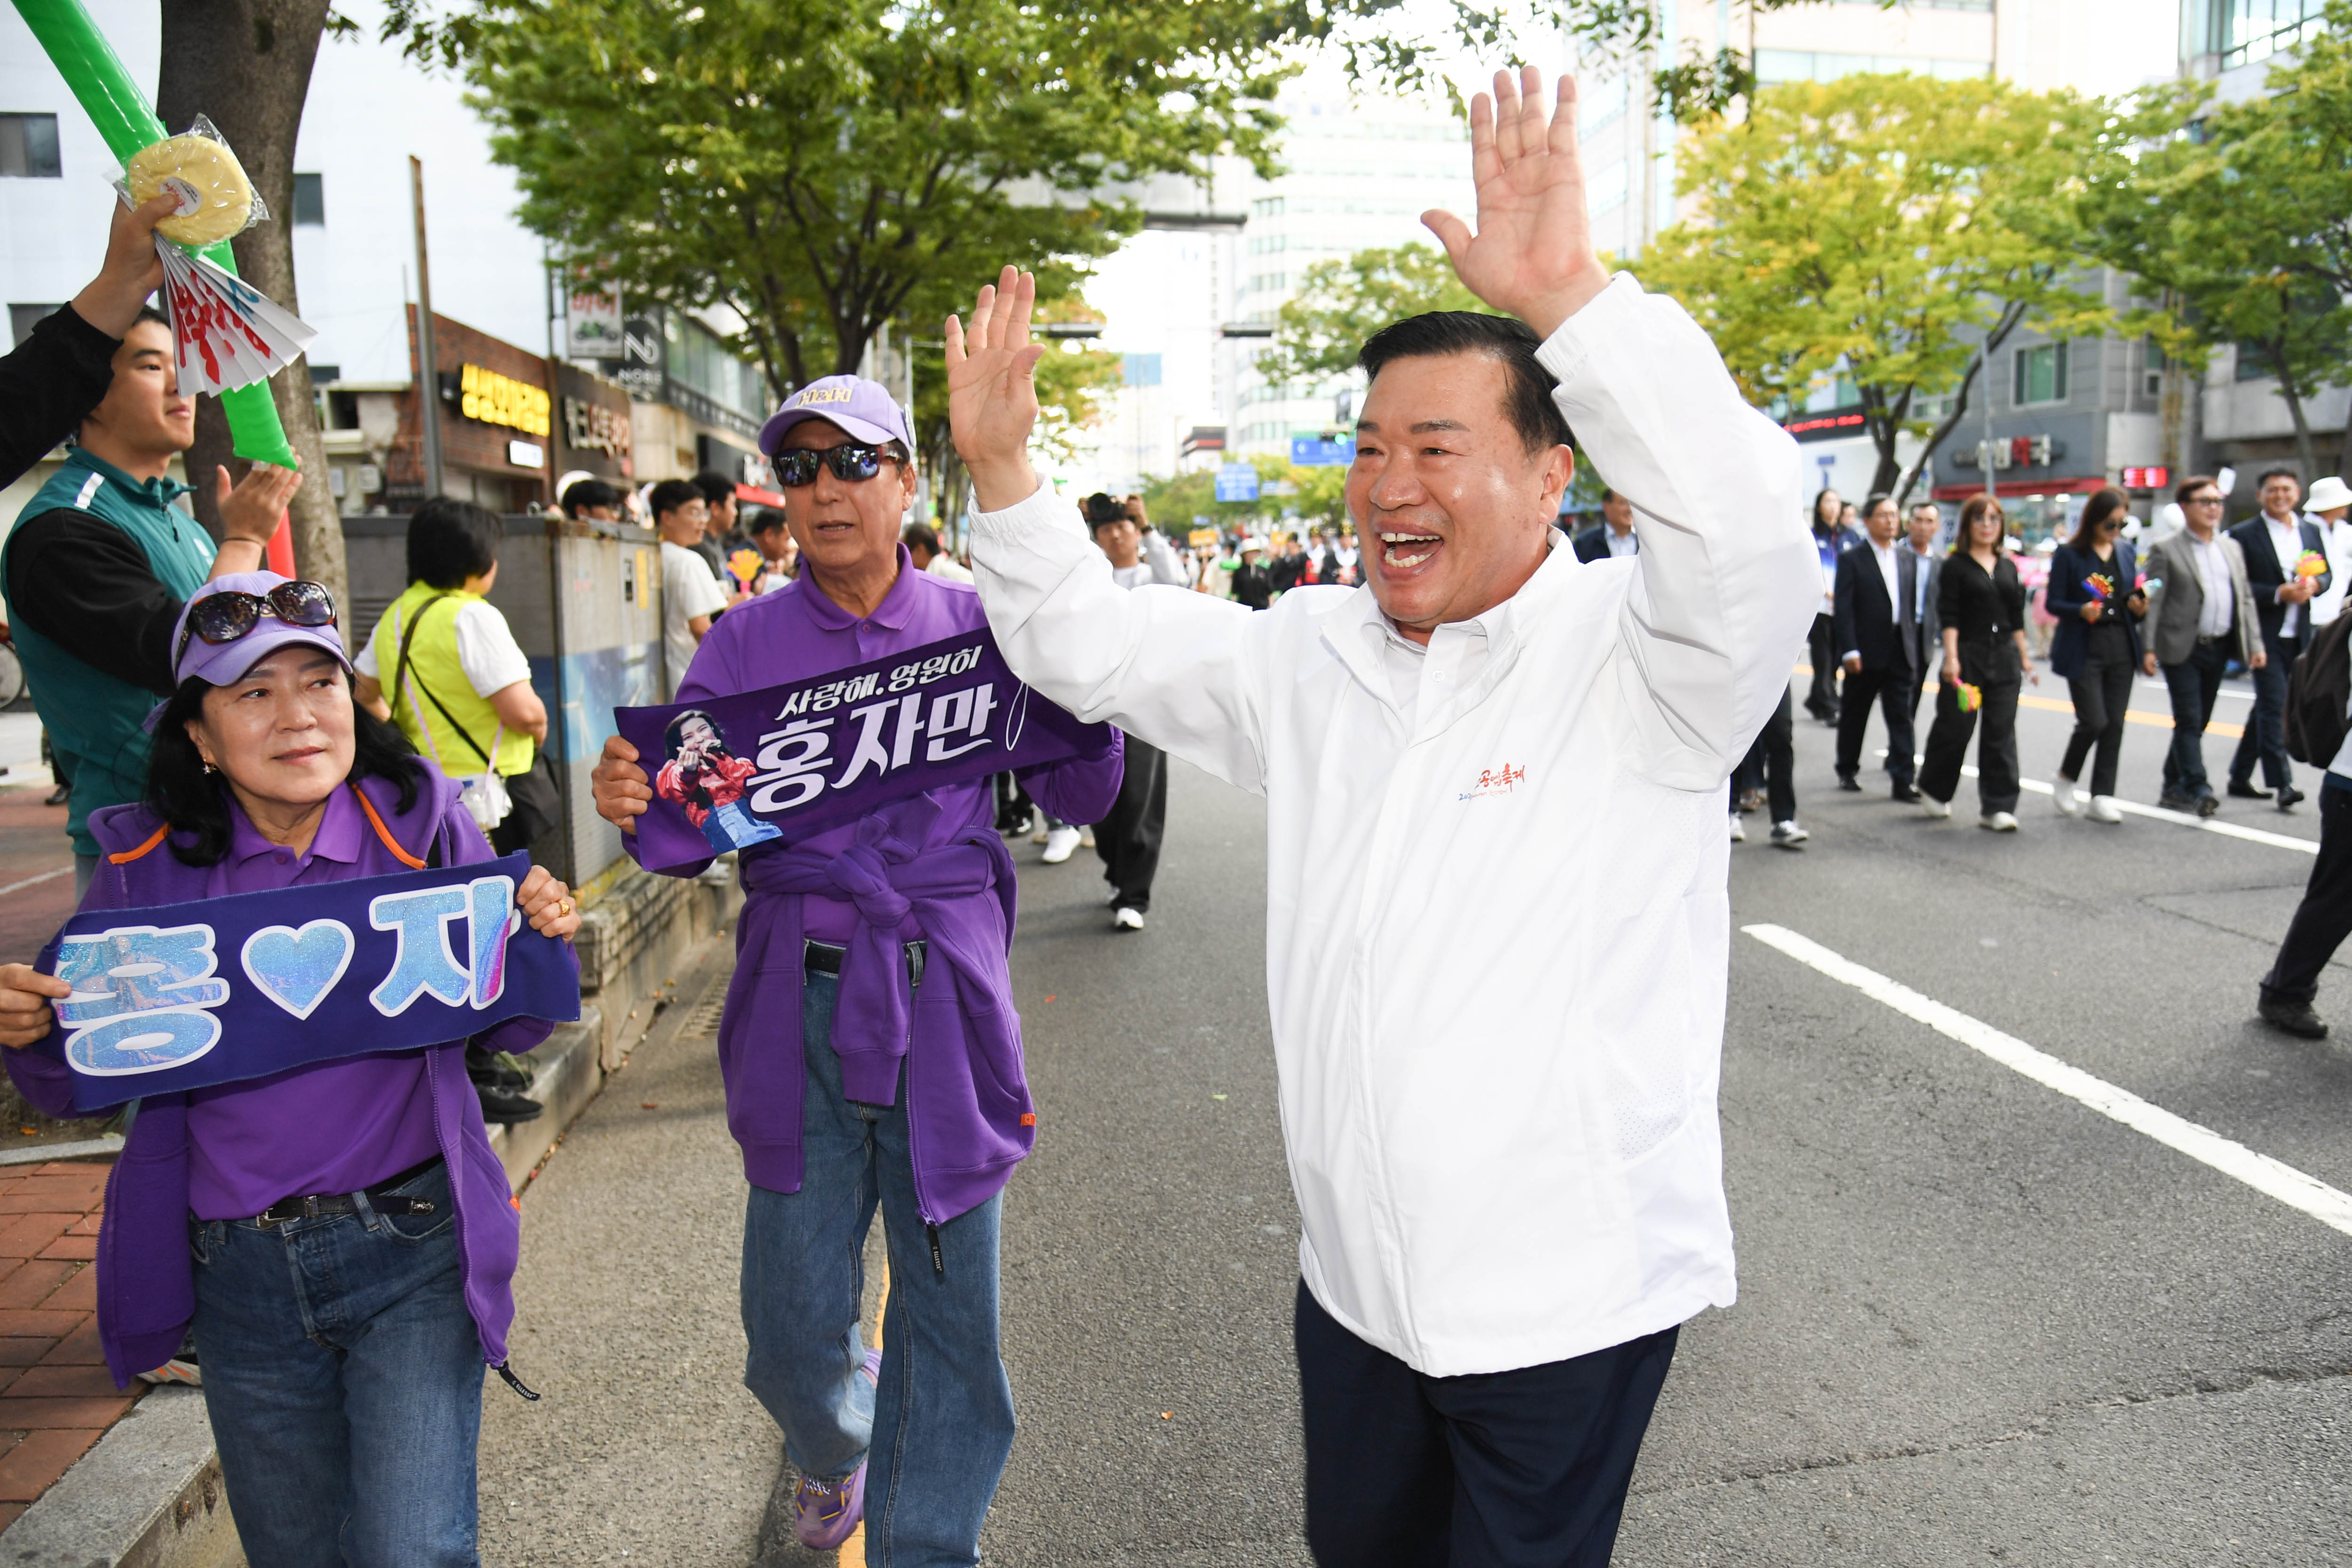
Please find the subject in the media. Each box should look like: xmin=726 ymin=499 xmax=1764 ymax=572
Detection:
xmin=14 ymin=0 xmax=300 ymax=470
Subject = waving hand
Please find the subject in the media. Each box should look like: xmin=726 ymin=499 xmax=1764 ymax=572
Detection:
xmin=1422 ymin=68 xmax=1613 ymax=337
xmin=946 ymin=265 xmax=1048 ymax=513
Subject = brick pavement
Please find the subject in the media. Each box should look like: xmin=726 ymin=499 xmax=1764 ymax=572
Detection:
xmin=0 ymin=1159 xmax=140 ymax=1533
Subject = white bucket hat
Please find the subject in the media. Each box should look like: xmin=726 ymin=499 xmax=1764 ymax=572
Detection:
xmin=2304 ymin=475 xmax=2352 ymax=513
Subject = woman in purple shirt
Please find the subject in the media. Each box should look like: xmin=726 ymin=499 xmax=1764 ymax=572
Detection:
xmin=0 ymin=573 xmax=580 ymax=1568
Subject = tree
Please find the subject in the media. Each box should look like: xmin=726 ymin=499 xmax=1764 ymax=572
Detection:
xmin=155 ymin=0 xmax=346 ymax=613
xmin=914 ymin=300 xmax=1125 ymax=538
xmin=1255 ymin=242 xmax=1497 ymax=393
xmin=2078 ymin=7 xmax=2352 ymax=479
xmin=1636 ymin=72 xmax=2116 ymax=501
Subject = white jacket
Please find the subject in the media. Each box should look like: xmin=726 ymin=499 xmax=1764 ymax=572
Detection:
xmin=972 ymin=275 xmax=1818 ymax=1375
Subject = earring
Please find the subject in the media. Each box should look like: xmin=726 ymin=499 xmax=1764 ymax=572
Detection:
xmin=201 ymin=760 xmax=219 ymax=776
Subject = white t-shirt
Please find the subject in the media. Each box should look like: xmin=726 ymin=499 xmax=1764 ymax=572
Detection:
xmin=2309 ymin=513 xmax=2350 ymax=628
xmin=355 ymin=597 xmax=532 ymax=698
xmin=662 ymin=539 xmax=729 ymax=697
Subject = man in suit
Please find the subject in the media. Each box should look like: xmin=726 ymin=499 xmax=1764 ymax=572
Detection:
xmin=2142 ymin=474 xmax=2266 ymax=816
xmin=1573 ymin=488 xmax=1638 ymax=563
xmin=1906 ymin=501 xmax=1945 ymax=656
xmin=1832 ymin=494 xmax=1927 ymax=800
xmin=2228 ymin=468 xmax=2334 ymax=810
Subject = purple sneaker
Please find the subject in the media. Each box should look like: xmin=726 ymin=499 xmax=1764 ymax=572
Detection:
xmin=794 ymin=1464 xmax=866 ymax=1550
xmin=792 ymin=1349 xmax=883 ymax=1550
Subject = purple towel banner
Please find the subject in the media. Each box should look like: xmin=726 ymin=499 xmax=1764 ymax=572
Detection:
xmin=614 ymin=630 xmax=1114 ymax=874
xmin=31 ymin=852 xmax=582 ymax=1114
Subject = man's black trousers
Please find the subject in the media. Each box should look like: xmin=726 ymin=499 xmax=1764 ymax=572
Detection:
xmin=1735 ymin=686 xmax=1796 ymax=823
xmin=1094 ymin=736 xmax=1167 ymax=913
xmin=1805 ymin=614 xmax=1841 ymax=718
xmin=1833 ymin=662 xmax=1919 ymax=786
xmin=2232 ymin=627 xmax=2302 ymax=791
xmin=2263 ymin=781 xmax=2352 ymax=1005
xmin=1295 ymin=1281 xmax=1676 ymax=1568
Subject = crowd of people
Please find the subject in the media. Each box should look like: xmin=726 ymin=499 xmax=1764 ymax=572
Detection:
xmin=4 ymin=63 xmax=2352 ymax=1568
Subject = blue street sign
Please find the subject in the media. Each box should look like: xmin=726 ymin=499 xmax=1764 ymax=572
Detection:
xmin=1290 ymin=434 xmax=1354 ymax=467
xmin=1215 ymin=463 xmax=1261 ymax=503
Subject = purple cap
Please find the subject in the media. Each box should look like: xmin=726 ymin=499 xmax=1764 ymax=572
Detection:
xmin=758 ymin=375 xmax=914 ymax=457
xmin=169 ymin=571 xmax=351 ymax=688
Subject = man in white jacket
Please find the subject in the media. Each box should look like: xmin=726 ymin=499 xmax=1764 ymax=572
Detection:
xmin=949 ymin=68 xmax=1818 ymax=1566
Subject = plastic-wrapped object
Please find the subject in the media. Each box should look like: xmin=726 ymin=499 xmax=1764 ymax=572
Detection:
xmin=122 ymin=116 xmax=267 ymax=246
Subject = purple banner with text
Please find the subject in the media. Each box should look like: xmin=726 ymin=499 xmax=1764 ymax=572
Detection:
xmin=613 ymin=630 xmax=1115 ymax=873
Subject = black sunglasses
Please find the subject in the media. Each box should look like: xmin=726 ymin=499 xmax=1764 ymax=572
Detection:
xmin=774 ymin=442 xmax=897 ymax=488
xmin=175 ymin=581 xmax=337 ymax=669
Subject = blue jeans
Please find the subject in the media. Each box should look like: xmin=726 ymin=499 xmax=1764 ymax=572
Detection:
xmin=2161 ymin=640 xmax=2231 ymax=799
xmin=740 ymin=966 xmax=1015 ymax=1567
xmin=189 ymin=1158 xmax=483 ymax=1568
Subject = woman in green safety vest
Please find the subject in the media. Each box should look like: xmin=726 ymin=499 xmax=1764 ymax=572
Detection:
xmin=353 ymin=499 xmax=547 ymax=855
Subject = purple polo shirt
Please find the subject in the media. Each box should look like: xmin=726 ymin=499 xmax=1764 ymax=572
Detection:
xmin=669 ymin=546 xmax=1011 ymax=942
xmin=181 ymin=787 xmax=441 ymax=1219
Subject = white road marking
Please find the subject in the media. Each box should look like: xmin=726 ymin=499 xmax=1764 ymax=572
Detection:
xmin=0 ymin=866 xmax=72 ymax=899
xmin=1877 ymin=752 xmax=2320 ymax=857
xmin=1744 ymin=922 xmax=2352 ymax=1238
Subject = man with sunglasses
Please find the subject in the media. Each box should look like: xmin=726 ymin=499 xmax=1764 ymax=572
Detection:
xmin=0 ymin=306 xmax=302 ymax=897
xmin=589 ymin=374 xmax=1120 ymax=1560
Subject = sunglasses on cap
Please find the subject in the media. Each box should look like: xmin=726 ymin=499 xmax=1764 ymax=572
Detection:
xmin=774 ymin=442 xmax=899 ymax=488
xmin=174 ymin=580 xmax=338 ymax=668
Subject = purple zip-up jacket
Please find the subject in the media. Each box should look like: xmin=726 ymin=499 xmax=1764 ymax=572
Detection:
xmin=5 ymin=767 xmax=574 ymax=1387
xmin=635 ymin=548 xmax=1121 ymax=1225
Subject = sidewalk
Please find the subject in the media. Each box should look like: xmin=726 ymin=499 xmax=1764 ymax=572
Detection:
xmin=0 ymin=1157 xmax=138 ymax=1530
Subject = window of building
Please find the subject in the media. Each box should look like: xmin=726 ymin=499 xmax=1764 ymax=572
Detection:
xmin=2235 ymin=340 xmax=2280 ymax=382
xmin=292 ymin=173 xmax=325 ymax=226
xmin=1754 ymin=50 xmax=1990 ymax=84
xmin=2197 ymin=0 xmax=2330 ymax=69
xmin=8 ymin=304 xmax=60 ymax=347
xmin=2014 ymin=342 xmax=2067 ymax=405
xmin=0 ymin=113 xmax=63 ymax=179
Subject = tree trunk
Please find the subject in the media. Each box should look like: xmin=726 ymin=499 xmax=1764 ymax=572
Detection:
xmin=2275 ymin=348 xmax=2321 ymax=484
xmin=155 ymin=0 xmax=346 ymax=622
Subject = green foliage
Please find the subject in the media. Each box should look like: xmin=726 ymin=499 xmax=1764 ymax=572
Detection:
xmin=1637 ymin=72 xmax=2116 ymax=499
xmin=1256 ymin=243 xmax=1498 ymax=390
xmin=914 ymin=303 xmax=1125 ymax=529
xmin=1139 ymin=452 xmax=1348 ymax=533
xmin=459 ymin=0 xmax=1295 ymax=399
xmin=2079 ymin=13 xmax=2352 ymax=478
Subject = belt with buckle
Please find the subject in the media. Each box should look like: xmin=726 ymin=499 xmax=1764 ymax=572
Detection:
xmin=805 ymin=938 xmax=928 ymax=988
xmin=253 ymin=1156 xmax=443 ymax=1229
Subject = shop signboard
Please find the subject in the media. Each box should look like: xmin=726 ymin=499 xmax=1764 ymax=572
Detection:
xmin=566 ymin=285 xmax=624 ymax=359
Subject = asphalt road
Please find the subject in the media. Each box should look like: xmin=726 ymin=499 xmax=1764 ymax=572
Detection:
xmin=481 ymin=662 xmax=2352 ymax=1565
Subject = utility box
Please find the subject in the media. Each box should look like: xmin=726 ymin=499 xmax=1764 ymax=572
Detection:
xmin=340 ymin=512 xmax=663 ymax=889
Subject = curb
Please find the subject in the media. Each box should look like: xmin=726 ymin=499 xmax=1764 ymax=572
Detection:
xmin=0 ymin=1386 xmax=236 ymax=1568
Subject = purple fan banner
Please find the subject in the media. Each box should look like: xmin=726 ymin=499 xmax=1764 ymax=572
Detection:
xmin=614 ymin=630 xmax=1115 ymax=874
xmin=30 ymin=852 xmax=582 ymax=1114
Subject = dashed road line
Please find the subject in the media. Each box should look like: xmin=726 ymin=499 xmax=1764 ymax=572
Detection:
xmin=1744 ymin=922 xmax=2352 ymax=1238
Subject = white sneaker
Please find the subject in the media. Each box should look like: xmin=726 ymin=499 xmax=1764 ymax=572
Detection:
xmin=1041 ymin=825 xmax=1081 ymax=863
xmin=1729 ymin=814 xmax=1747 ymax=842
xmin=2053 ymin=776 xmax=2081 ymax=816
xmin=1112 ymin=906 xmax=1146 ymax=931
xmin=1770 ymin=820 xmax=1808 ymax=847
xmin=1920 ymin=796 xmax=1952 ymax=819
xmin=2087 ymin=795 xmax=2123 ymax=824
xmin=1980 ymin=811 xmax=2019 ymax=831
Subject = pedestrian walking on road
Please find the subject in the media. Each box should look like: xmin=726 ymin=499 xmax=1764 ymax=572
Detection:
xmin=2045 ymin=488 xmax=2146 ymax=825
xmin=1832 ymin=493 xmax=1927 ymax=802
xmin=0 ymin=308 xmax=301 ymax=897
xmin=951 ymin=65 xmax=1818 ymax=1567
xmin=1085 ymin=495 xmax=1188 ymax=930
xmin=1919 ymin=496 xmax=2034 ymax=830
xmin=591 ymin=376 xmax=1121 ymax=1560
xmin=1805 ymin=487 xmax=1860 ymax=725
xmin=2254 ymin=612 xmax=2352 ymax=1038
xmin=2141 ymin=475 xmax=2265 ymax=816
xmin=2227 ymin=469 xmax=2332 ymax=811
xmin=0 ymin=575 xmax=581 ymax=1567
xmin=1231 ymin=538 xmax=1274 ymax=610
xmin=1572 ymin=488 xmax=1638 ymax=562
xmin=2302 ymin=475 xmax=2352 ymax=629
xmin=1731 ymin=685 xmax=1805 ymax=848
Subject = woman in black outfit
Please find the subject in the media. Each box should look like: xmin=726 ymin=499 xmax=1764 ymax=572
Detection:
xmin=2044 ymin=488 xmax=2146 ymax=824
xmin=1920 ymin=495 xmax=2036 ymax=829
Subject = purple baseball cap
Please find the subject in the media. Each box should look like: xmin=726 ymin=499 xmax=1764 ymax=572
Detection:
xmin=169 ymin=571 xmax=351 ymax=687
xmin=758 ymin=375 xmax=914 ymax=457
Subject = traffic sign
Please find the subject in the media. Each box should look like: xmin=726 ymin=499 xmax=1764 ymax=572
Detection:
xmin=1215 ymin=463 xmax=1261 ymax=503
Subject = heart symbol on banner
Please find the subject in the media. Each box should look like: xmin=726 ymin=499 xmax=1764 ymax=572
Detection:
xmin=241 ymin=920 xmax=356 ymax=1021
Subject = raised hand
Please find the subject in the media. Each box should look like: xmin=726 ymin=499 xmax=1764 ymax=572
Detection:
xmin=945 ymin=265 xmax=1048 ymax=513
xmin=1421 ymin=67 xmax=1612 ymax=337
